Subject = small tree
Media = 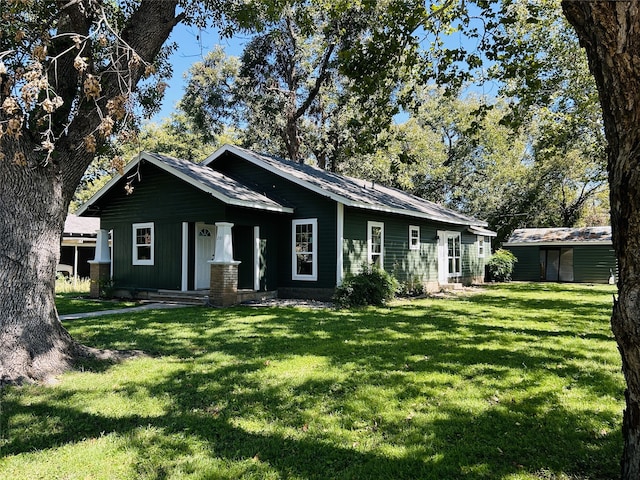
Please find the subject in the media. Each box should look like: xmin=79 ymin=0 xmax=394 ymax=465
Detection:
xmin=486 ymin=249 xmax=518 ymax=282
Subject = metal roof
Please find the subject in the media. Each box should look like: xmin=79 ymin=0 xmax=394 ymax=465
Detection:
xmin=505 ymin=227 xmax=612 ymax=245
xmin=77 ymin=151 xmax=293 ymax=215
xmin=64 ymin=214 xmax=100 ymax=236
xmin=204 ymin=145 xmax=491 ymax=228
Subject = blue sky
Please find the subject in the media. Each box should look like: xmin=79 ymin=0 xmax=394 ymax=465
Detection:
xmin=149 ymin=24 xmax=248 ymax=123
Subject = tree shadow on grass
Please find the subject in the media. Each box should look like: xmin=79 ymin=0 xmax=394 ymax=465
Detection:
xmin=25 ymin=289 xmax=624 ymax=478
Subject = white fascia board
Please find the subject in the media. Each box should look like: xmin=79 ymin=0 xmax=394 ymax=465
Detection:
xmin=76 ymin=152 xmax=148 ymax=216
xmin=149 ymin=155 xmax=293 ymax=213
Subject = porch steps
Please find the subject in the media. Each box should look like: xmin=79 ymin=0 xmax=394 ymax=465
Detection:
xmin=146 ymin=289 xmax=279 ymax=306
xmin=440 ymin=283 xmax=464 ymax=291
xmin=147 ymin=290 xmax=209 ymax=305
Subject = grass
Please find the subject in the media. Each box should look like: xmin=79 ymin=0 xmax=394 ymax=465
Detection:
xmin=55 ymin=277 xmax=138 ymax=315
xmin=55 ymin=292 xmax=138 ymax=316
xmin=1 ymin=283 xmax=624 ymax=479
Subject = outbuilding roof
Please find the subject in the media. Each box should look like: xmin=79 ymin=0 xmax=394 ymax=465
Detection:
xmin=504 ymin=227 xmax=612 ymax=246
xmin=204 ymin=145 xmax=490 ymax=227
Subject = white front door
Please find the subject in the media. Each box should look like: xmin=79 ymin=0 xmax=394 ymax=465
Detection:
xmin=437 ymin=231 xmax=461 ymax=284
xmin=195 ymin=223 xmax=216 ymax=289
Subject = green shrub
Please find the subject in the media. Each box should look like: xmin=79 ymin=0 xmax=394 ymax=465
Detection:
xmin=487 ymin=249 xmax=518 ymax=282
xmin=397 ymin=276 xmax=425 ymax=297
xmin=334 ymin=264 xmax=399 ymax=307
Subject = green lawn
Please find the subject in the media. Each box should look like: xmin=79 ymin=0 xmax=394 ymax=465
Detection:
xmin=1 ymin=283 xmax=624 ymax=479
xmin=55 ymin=292 xmax=138 ymax=315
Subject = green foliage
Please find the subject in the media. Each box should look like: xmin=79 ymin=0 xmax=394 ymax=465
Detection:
xmin=396 ymin=276 xmax=425 ymax=298
xmin=333 ymin=264 xmax=399 ymax=307
xmin=4 ymin=283 xmax=622 ymax=479
xmin=487 ymin=248 xmax=518 ymax=282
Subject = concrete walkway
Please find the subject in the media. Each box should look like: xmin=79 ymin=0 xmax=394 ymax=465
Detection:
xmin=59 ymin=302 xmax=191 ymax=321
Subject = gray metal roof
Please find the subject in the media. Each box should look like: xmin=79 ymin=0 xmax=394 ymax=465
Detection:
xmin=505 ymin=227 xmax=612 ymax=245
xmin=64 ymin=214 xmax=99 ymax=236
xmin=204 ymin=145 xmax=490 ymax=227
xmin=77 ymin=151 xmax=293 ymax=215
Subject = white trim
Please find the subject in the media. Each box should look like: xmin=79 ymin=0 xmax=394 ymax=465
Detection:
xmin=446 ymin=232 xmax=462 ymax=277
xmin=336 ymin=203 xmax=344 ymax=286
xmin=110 ymin=230 xmax=114 ymax=278
xmin=132 ymin=222 xmax=154 ymax=266
xmin=409 ymin=225 xmax=420 ymax=250
xmin=367 ymin=221 xmax=384 ymax=268
xmin=254 ymin=226 xmax=260 ymax=291
xmin=181 ymin=222 xmax=189 ymax=291
xmin=292 ymin=218 xmax=318 ymax=281
xmin=477 ymin=235 xmax=485 ymax=258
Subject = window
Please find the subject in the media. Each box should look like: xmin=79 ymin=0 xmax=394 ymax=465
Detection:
xmin=478 ymin=236 xmax=486 ymax=257
xmin=447 ymin=233 xmax=461 ymax=277
xmin=368 ymin=221 xmax=384 ymax=268
xmin=409 ymin=225 xmax=420 ymax=250
xmin=132 ymin=222 xmax=154 ymax=265
xmin=292 ymin=219 xmax=317 ymax=281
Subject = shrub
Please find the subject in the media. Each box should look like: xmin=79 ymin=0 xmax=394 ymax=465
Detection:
xmin=487 ymin=249 xmax=518 ymax=282
xmin=397 ymin=276 xmax=425 ymax=297
xmin=334 ymin=264 xmax=399 ymax=307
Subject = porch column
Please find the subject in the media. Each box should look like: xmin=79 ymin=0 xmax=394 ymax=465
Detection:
xmin=209 ymin=222 xmax=241 ymax=306
xmin=89 ymin=229 xmax=111 ymax=298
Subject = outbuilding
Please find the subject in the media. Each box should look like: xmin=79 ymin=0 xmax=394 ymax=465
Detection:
xmin=503 ymin=227 xmax=616 ymax=284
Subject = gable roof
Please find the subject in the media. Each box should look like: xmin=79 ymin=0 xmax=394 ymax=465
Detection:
xmin=504 ymin=227 xmax=612 ymax=246
xmin=76 ymin=151 xmax=293 ymax=216
xmin=203 ymin=144 xmax=489 ymax=227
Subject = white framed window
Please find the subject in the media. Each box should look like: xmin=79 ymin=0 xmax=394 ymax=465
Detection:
xmin=368 ymin=221 xmax=384 ymax=268
xmin=409 ymin=225 xmax=420 ymax=250
xmin=292 ymin=218 xmax=317 ymax=281
xmin=132 ymin=222 xmax=154 ymax=265
xmin=447 ymin=233 xmax=461 ymax=277
xmin=478 ymin=235 xmax=486 ymax=258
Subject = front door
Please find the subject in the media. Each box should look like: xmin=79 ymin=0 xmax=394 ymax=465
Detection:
xmin=195 ymin=223 xmax=216 ymax=289
xmin=437 ymin=231 xmax=461 ymax=284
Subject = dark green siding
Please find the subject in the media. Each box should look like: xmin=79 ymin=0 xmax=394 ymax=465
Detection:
xmin=214 ymin=154 xmax=337 ymax=289
xmin=342 ymin=208 xmax=486 ymax=284
xmin=506 ymin=244 xmax=616 ymax=284
xmin=574 ymin=245 xmax=616 ymax=283
xmin=343 ymin=208 xmax=439 ymax=283
xmin=506 ymin=246 xmax=541 ymax=281
xmin=97 ymin=161 xmax=287 ymax=291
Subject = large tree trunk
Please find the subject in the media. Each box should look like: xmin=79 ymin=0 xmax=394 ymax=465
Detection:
xmin=562 ymin=2 xmax=640 ymax=477
xmin=0 ymin=144 xmax=78 ymax=384
xmin=0 ymin=0 xmax=182 ymax=384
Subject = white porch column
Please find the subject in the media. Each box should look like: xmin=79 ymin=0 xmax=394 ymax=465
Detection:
xmin=93 ymin=228 xmax=111 ymax=263
xmin=89 ymin=228 xmax=111 ymax=298
xmin=212 ymin=222 xmax=235 ymax=263
xmin=209 ymin=222 xmax=241 ymax=306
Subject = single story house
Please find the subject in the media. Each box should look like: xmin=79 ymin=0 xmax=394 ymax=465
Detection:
xmin=503 ymin=227 xmax=616 ymax=284
xmin=58 ymin=214 xmax=100 ymax=278
xmin=77 ymin=145 xmax=496 ymax=302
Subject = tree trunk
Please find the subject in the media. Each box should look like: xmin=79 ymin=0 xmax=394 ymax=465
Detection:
xmin=562 ymin=2 xmax=640 ymax=477
xmin=0 ymin=145 xmax=78 ymax=384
